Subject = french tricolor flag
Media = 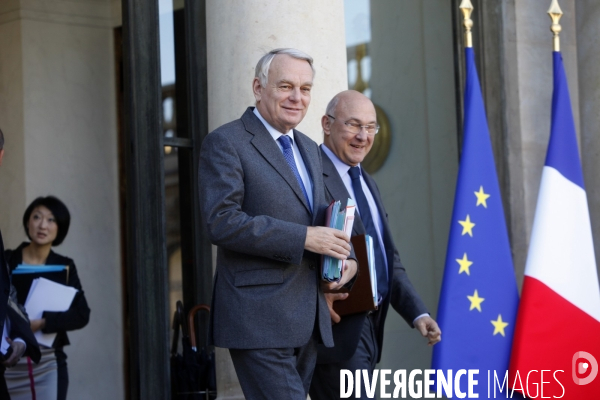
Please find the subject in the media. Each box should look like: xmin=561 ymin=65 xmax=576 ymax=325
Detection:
xmin=509 ymin=52 xmax=600 ymax=398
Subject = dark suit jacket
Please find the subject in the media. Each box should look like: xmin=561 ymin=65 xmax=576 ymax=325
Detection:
xmin=317 ymin=146 xmax=428 ymax=364
xmin=0 ymin=233 xmax=41 ymax=363
xmin=6 ymin=243 xmax=91 ymax=349
xmin=199 ymin=107 xmax=334 ymax=349
xmin=7 ymin=293 xmax=41 ymax=363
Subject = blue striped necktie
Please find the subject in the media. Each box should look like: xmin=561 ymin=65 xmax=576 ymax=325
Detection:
xmin=348 ymin=165 xmax=388 ymax=302
xmin=277 ymin=135 xmax=312 ymax=211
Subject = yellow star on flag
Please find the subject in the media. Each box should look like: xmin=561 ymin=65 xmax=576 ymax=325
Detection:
xmin=491 ymin=315 xmax=509 ymax=336
xmin=456 ymin=253 xmax=473 ymax=275
xmin=467 ymin=289 xmax=485 ymax=312
xmin=458 ymin=215 xmax=475 ymax=237
xmin=474 ymin=186 xmax=490 ymax=208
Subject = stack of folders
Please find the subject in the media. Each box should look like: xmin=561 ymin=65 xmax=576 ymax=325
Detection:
xmin=12 ymin=265 xmax=77 ymax=347
xmin=327 ymin=234 xmax=378 ymax=316
xmin=321 ymin=199 xmax=356 ymax=282
xmin=12 ymin=264 xmax=69 ymax=305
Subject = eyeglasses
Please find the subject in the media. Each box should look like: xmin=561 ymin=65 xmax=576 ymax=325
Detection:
xmin=327 ymin=115 xmax=379 ymax=136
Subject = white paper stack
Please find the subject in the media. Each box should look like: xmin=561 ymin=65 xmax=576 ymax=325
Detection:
xmin=25 ymin=277 xmax=78 ymax=347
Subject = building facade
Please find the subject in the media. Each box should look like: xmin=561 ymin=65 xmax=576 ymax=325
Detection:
xmin=0 ymin=0 xmax=598 ymax=399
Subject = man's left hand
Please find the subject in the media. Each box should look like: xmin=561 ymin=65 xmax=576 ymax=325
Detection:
xmin=324 ymin=292 xmax=348 ymax=324
xmin=414 ymin=316 xmax=442 ymax=346
xmin=2 ymin=338 xmax=26 ymax=367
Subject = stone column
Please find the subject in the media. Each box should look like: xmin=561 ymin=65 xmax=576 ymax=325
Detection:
xmin=206 ymin=0 xmax=348 ymax=141
xmin=0 ymin=8 xmax=27 ymax=239
xmin=206 ymin=1 xmax=347 ymax=398
xmin=576 ymin=1 xmax=600 ymax=277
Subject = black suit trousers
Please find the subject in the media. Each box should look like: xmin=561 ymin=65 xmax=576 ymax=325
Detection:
xmin=0 ymin=367 xmax=10 ymax=400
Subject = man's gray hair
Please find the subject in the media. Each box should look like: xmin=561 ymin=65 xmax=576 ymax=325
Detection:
xmin=255 ymin=48 xmax=315 ymax=88
xmin=0 ymin=127 xmax=4 ymax=150
xmin=325 ymin=95 xmax=341 ymax=117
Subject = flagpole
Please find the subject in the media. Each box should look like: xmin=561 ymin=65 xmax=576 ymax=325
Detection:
xmin=459 ymin=0 xmax=474 ymax=48
xmin=548 ymin=0 xmax=563 ymax=52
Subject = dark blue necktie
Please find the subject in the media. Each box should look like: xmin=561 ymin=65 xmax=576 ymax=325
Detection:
xmin=348 ymin=166 xmax=388 ymax=302
xmin=277 ymin=135 xmax=312 ymax=211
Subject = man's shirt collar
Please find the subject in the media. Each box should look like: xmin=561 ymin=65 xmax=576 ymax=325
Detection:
xmin=253 ymin=107 xmax=295 ymax=142
xmin=321 ymin=143 xmax=361 ymax=179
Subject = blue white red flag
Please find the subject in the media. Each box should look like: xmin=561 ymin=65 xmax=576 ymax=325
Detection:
xmin=509 ymin=51 xmax=600 ymax=399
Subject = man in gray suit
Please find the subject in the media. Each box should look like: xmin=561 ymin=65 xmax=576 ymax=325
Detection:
xmin=198 ymin=49 xmax=357 ymax=400
xmin=309 ymin=90 xmax=442 ymax=399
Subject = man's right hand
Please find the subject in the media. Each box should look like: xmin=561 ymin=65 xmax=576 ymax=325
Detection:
xmin=305 ymin=226 xmax=351 ymax=259
xmin=2 ymin=338 xmax=25 ymax=368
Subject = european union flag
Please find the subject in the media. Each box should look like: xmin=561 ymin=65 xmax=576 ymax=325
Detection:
xmin=431 ymin=47 xmax=519 ymax=398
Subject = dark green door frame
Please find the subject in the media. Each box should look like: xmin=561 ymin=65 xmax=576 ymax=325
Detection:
xmin=120 ymin=0 xmax=210 ymax=398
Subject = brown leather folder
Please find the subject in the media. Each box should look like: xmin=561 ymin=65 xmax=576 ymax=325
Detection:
xmin=329 ymin=234 xmax=377 ymax=316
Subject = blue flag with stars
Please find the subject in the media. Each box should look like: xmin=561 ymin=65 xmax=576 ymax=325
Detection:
xmin=431 ymin=47 xmax=519 ymax=398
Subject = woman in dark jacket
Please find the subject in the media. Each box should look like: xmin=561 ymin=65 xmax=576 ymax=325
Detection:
xmin=5 ymin=196 xmax=90 ymax=400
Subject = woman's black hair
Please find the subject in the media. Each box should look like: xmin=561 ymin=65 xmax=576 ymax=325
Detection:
xmin=22 ymin=196 xmax=71 ymax=246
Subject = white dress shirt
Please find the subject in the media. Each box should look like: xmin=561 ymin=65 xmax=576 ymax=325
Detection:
xmin=253 ymin=108 xmax=313 ymax=210
xmin=321 ymin=144 xmax=428 ymax=324
xmin=321 ymin=144 xmax=388 ymax=276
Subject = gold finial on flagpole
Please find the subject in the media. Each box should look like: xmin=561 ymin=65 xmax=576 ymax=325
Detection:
xmin=460 ymin=0 xmax=474 ymax=48
xmin=548 ymin=0 xmax=563 ymax=52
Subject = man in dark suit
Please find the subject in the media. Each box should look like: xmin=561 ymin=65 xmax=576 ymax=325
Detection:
xmin=0 ymin=128 xmax=41 ymax=399
xmin=309 ymin=90 xmax=442 ymax=399
xmin=198 ymin=49 xmax=357 ymax=400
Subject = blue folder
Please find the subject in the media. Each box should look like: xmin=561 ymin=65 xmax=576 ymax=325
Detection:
xmin=11 ymin=264 xmax=69 ymax=305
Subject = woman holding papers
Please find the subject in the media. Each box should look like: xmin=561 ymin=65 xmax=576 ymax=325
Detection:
xmin=4 ymin=196 xmax=90 ymax=400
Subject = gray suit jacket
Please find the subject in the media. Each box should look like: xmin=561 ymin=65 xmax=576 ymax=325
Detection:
xmin=317 ymin=146 xmax=428 ymax=363
xmin=199 ymin=108 xmax=333 ymax=350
